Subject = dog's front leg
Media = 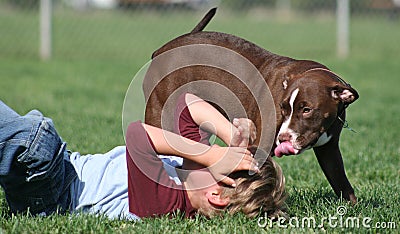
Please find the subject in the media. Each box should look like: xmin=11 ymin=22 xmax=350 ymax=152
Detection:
xmin=313 ymin=117 xmax=357 ymax=204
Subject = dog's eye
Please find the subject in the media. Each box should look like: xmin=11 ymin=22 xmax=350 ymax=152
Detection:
xmin=303 ymin=107 xmax=312 ymax=114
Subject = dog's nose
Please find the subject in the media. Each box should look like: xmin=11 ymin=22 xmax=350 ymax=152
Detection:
xmin=278 ymin=132 xmax=292 ymax=142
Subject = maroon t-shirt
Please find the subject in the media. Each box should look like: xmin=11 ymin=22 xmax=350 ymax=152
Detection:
xmin=174 ymin=93 xmax=212 ymax=145
xmin=126 ymin=93 xmax=210 ymax=218
xmin=126 ymin=121 xmax=196 ymax=218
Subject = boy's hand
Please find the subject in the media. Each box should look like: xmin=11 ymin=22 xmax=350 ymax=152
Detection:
xmin=230 ymin=118 xmax=257 ymax=147
xmin=205 ymin=145 xmax=259 ymax=187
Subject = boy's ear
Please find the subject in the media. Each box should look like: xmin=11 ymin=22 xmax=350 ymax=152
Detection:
xmin=205 ymin=188 xmax=229 ymax=207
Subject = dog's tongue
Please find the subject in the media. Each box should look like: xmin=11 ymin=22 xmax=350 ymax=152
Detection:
xmin=274 ymin=141 xmax=297 ymax=157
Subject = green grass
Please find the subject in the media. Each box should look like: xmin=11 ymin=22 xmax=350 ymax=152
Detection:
xmin=1 ymin=6 xmax=399 ymax=233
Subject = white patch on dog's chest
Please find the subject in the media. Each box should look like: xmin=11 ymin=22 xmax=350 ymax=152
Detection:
xmin=313 ymin=132 xmax=332 ymax=147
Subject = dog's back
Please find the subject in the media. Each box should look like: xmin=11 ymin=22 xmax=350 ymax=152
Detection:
xmin=151 ymin=8 xmax=281 ymax=69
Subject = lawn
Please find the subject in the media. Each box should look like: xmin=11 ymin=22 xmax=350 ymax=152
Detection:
xmin=0 ymin=6 xmax=399 ymax=233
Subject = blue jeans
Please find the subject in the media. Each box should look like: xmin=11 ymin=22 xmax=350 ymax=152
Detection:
xmin=0 ymin=101 xmax=77 ymax=215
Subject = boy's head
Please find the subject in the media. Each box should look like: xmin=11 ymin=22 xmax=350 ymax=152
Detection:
xmin=222 ymin=156 xmax=286 ymax=217
xmin=184 ymin=148 xmax=286 ymax=218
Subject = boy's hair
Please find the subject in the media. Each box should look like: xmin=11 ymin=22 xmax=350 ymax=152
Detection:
xmin=200 ymin=147 xmax=286 ymax=218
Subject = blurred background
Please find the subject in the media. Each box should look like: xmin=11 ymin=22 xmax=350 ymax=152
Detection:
xmin=1 ymin=0 xmax=399 ymax=61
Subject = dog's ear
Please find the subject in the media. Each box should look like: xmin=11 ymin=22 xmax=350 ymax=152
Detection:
xmin=330 ymin=83 xmax=359 ymax=105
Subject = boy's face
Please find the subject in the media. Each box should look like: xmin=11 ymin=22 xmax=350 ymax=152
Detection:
xmin=182 ymin=168 xmax=218 ymax=190
xmin=181 ymin=164 xmax=229 ymax=214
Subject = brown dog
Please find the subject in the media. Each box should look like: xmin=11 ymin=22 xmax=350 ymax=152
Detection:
xmin=143 ymin=8 xmax=358 ymax=203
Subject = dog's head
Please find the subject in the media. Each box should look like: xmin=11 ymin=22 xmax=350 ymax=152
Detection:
xmin=275 ymin=68 xmax=359 ymax=156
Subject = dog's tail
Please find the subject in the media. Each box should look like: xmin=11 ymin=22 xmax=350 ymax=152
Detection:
xmin=151 ymin=8 xmax=216 ymax=59
xmin=190 ymin=7 xmax=217 ymax=33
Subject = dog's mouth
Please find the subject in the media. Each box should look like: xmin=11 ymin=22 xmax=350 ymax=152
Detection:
xmin=274 ymin=132 xmax=320 ymax=157
xmin=274 ymin=141 xmax=300 ymax=157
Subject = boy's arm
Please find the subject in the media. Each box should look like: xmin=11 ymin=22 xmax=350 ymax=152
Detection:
xmin=184 ymin=93 xmax=256 ymax=147
xmin=142 ymin=123 xmax=258 ymax=186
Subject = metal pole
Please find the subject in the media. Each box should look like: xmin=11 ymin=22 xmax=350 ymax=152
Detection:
xmin=276 ymin=0 xmax=291 ymax=19
xmin=40 ymin=0 xmax=52 ymax=60
xmin=337 ymin=0 xmax=349 ymax=58
xmin=276 ymin=0 xmax=291 ymax=12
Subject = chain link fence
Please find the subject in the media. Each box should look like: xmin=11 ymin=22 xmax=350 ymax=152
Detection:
xmin=1 ymin=0 xmax=399 ymax=61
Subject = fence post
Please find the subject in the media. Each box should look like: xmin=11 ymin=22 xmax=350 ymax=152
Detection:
xmin=40 ymin=0 xmax=52 ymax=60
xmin=337 ymin=0 xmax=350 ymax=58
xmin=276 ymin=0 xmax=291 ymax=16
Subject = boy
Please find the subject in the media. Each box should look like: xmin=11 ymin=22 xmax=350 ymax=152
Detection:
xmin=0 ymin=93 xmax=285 ymax=219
